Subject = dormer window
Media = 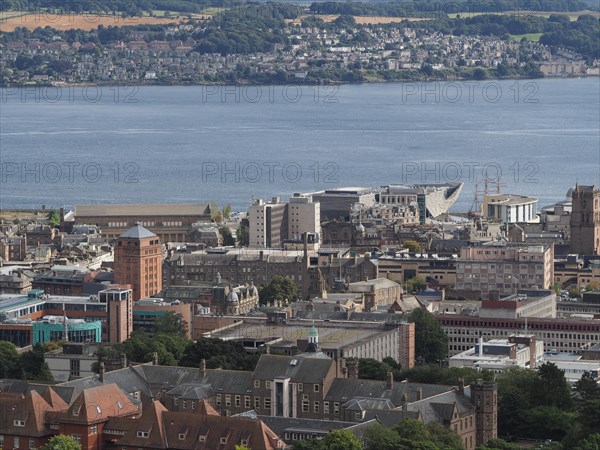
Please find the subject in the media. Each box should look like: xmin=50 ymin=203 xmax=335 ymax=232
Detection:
xmin=137 ymin=431 xmax=149 ymax=438
xmin=13 ymin=419 xmax=25 ymax=427
xmin=199 ymin=435 xmax=206 ymax=442
xmin=220 ymin=437 xmax=227 ymax=444
xmin=178 ymin=433 xmax=186 ymax=440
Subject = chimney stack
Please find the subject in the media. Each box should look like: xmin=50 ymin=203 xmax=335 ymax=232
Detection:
xmin=458 ymin=378 xmax=465 ymax=395
xmin=99 ymin=362 xmax=105 ymax=383
xmin=200 ymin=358 xmax=206 ymax=378
xmin=120 ymin=353 xmax=127 ymax=369
xmin=386 ymin=372 xmax=393 ymax=390
xmin=416 ymin=387 xmax=423 ymax=401
xmin=152 ymin=352 xmax=159 ymax=366
xmin=401 ymin=393 xmax=408 ymax=412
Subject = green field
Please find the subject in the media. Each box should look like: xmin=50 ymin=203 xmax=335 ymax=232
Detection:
xmin=509 ymin=32 xmax=543 ymax=41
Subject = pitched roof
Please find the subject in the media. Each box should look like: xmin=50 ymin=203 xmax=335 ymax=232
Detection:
xmin=253 ymin=354 xmax=335 ymax=384
xmin=75 ymin=204 xmax=211 ymax=218
xmin=119 ymin=223 xmax=157 ymax=239
xmin=47 ymin=383 xmax=139 ymax=425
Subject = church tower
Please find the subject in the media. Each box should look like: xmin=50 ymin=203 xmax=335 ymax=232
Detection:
xmin=570 ymin=185 xmax=600 ymax=255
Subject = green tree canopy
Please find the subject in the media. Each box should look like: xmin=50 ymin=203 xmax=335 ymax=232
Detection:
xmin=152 ymin=311 xmax=189 ymax=337
xmin=0 ymin=340 xmax=20 ymax=378
xmin=405 ymin=308 xmax=448 ymax=364
xmin=40 ymin=434 xmax=82 ymax=450
xmin=259 ymin=275 xmax=299 ymax=306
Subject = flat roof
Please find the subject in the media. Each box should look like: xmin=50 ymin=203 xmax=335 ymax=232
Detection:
xmin=210 ymin=322 xmax=387 ymax=348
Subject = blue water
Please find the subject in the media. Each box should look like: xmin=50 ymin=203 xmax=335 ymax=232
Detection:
xmin=1 ymin=78 xmax=599 ymax=212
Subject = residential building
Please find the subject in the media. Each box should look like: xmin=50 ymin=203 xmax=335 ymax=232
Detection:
xmin=455 ymin=243 xmax=554 ymax=298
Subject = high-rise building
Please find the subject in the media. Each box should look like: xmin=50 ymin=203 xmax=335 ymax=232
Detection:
xmin=114 ymin=223 xmax=163 ymax=301
xmin=249 ymin=194 xmax=320 ymax=248
xmin=570 ymin=184 xmax=600 ymax=255
xmin=101 ymin=288 xmax=133 ymax=343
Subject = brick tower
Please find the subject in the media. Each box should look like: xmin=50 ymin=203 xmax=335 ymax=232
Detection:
xmin=114 ymin=223 xmax=163 ymax=301
xmin=570 ymin=185 xmax=600 ymax=255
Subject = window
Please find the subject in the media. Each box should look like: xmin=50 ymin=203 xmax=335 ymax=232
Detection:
xmin=0 ymin=435 xmax=4 ymax=446
xmin=216 ymin=394 xmax=221 ymax=406
xmin=254 ymin=380 xmax=260 ymax=389
xmin=245 ymin=396 xmax=251 ymax=408
xmin=241 ymin=439 xmax=248 ymax=446
xmin=220 ymin=437 xmax=227 ymax=444
xmin=324 ymin=402 xmax=329 ymax=414
xmin=14 ymin=419 xmax=26 ymax=427
xmin=225 ymin=395 xmax=231 ymax=407
xmin=70 ymin=359 xmax=80 ymax=377
xmin=298 ymin=383 xmax=303 ymax=392
xmin=254 ymin=397 xmax=260 ymax=409
xmin=265 ymin=381 xmax=272 ymax=389
xmin=314 ymin=384 xmax=320 ymax=392
xmin=199 ymin=435 xmax=206 ymax=442
xmin=314 ymin=402 xmax=320 ymax=413
xmin=182 ymin=400 xmax=187 ymax=409
xmin=14 ymin=437 xmax=20 ymax=448
xmin=178 ymin=433 xmax=186 ymax=440
xmin=302 ymin=401 xmax=309 ymax=413
xmin=29 ymin=438 xmax=36 ymax=450
xmin=90 ymin=425 xmax=97 ymax=434
xmin=334 ymin=402 xmax=339 ymax=414
xmin=235 ymin=395 xmax=241 ymax=407
xmin=174 ymin=397 xmax=179 ymax=406
xmin=137 ymin=431 xmax=149 ymax=438
xmin=264 ymin=398 xmax=271 ymax=410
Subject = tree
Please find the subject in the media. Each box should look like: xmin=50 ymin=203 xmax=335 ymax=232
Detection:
xmin=259 ymin=276 xmax=299 ymax=306
xmin=405 ymin=276 xmax=427 ymax=293
xmin=236 ymin=218 xmax=249 ymax=247
xmin=179 ymin=338 xmax=258 ymax=371
xmin=0 ymin=340 xmax=20 ymax=378
xmin=472 ymin=68 xmax=487 ymax=80
xmin=47 ymin=209 xmax=60 ymax=227
xmin=19 ymin=345 xmax=54 ymax=382
xmin=222 ymin=203 xmax=232 ymax=220
xmin=40 ymin=434 xmax=81 ymax=450
xmin=153 ymin=311 xmax=188 ymax=337
xmin=358 ymin=358 xmax=395 ymax=380
xmin=536 ymin=362 xmax=572 ymax=409
xmin=364 ymin=423 xmax=401 ymax=450
xmin=220 ymin=226 xmax=236 ymax=246
xmin=574 ymin=371 xmax=600 ymax=401
xmin=319 ymin=429 xmax=361 ymax=450
xmin=402 ymin=240 xmax=421 ymax=252
xmin=476 ymin=438 xmax=523 ymax=450
xmin=405 ymin=308 xmax=448 ymax=364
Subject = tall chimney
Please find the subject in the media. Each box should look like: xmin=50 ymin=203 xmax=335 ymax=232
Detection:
xmin=479 ymin=336 xmax=484 ymax=356
xmin=416 ymin=387 xmax=423 ymax=401
xmin=120 ymin=353 xmax=127 ymax=369
xmin=199 ymin=358 xmax=206 ymax=378
xmin=386 ymin=371 xmax=393 ymax=390
xmin=458 ymin=378 xmax=465 ymax=395
xmin=152 ymin=352 xmax=159 ymax=366
xmin=401 ymin=393 xmax=408 ymax=412
xmin=99 ymin=362 xmax=105 ymax=383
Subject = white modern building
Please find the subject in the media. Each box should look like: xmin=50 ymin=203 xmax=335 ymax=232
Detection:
xmin=482 ymin=194 xmax=538 ymax=224
xmin=449 ymin=334 xmax=544 ymax=373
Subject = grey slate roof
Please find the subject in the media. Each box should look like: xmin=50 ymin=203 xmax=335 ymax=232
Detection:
xmin=361 ymin=409 xmax=420 ymax=427
xmin=119 ymin=223 xmax=157 ymax=239
xmin=325 ymin=379 xmax=452 ymax=406
xmin=258 ymin=416 xmax=355 ymax=438
xmin=253 ymin=354 xmax=334 ymax=384
xmin=407 ymin=390 xmax=474 ymax=424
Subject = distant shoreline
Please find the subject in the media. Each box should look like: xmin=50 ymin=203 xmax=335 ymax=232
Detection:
xmin=2 ymin=73 xmax=596 ymax=89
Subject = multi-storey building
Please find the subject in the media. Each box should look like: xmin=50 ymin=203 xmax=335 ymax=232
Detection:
xmin=456 ymin=243 xmax=554 ymax=298
xmin=249 ymin=194 xmax=320 ymax=248
xmin=102 ymin=288 xmax=133 ymax=344
xmin=438 ymin=314 xmax=600 ymax=356
xmin=32 ymin=268 xmax=100 ymax=296
xmin=114 ymin=223 xmax=162 ymax=301
xmin=570 ymin=184 xmax=600 ymax=255
xmin=482 ymin=194 xmax=538 ymax=224
xmin=74 ymin=203 xmax=212 ymax=241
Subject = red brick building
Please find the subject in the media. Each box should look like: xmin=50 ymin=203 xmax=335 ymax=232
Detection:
xmin=114 ymin=224 xmax=162 ymax=301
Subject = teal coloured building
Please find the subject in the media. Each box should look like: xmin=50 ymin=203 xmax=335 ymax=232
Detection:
xmin=32 ymin=319 xmax=102 ymax=345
